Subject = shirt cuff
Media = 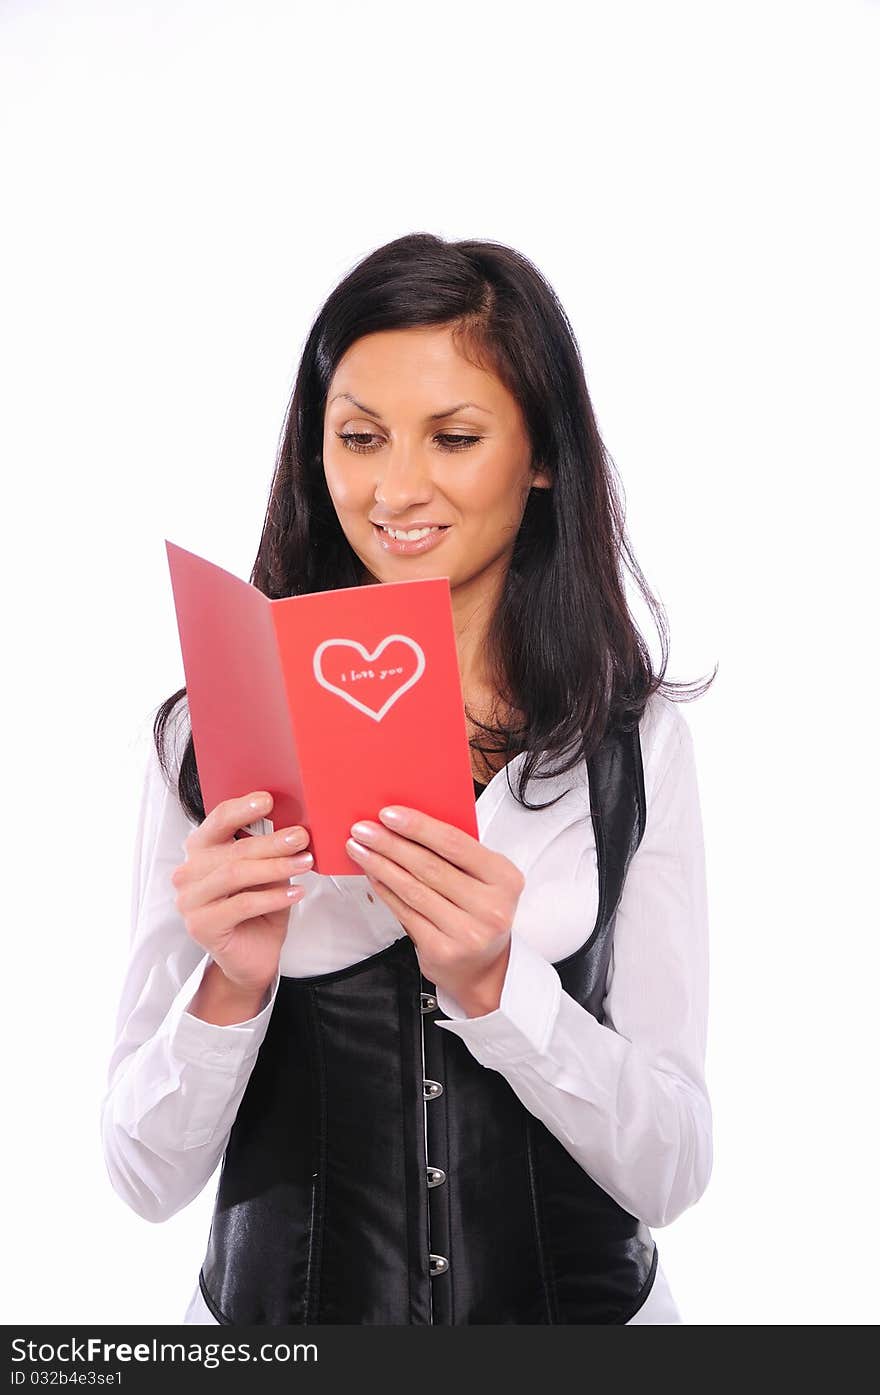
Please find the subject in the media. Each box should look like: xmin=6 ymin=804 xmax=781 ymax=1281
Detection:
xmin=433 ymin=931 xmax=562 ymax=1065
xmin=165 ymin=956 xmax=282 ymax=1074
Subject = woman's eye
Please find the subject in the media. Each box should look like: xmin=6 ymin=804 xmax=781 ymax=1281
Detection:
xmin=336 ymin=432 xmax=379 ymax=453
xmin=336 ymin=432 xmax=481 ymax=454
xmin=437 ymin=435 xmax=481 ymax=451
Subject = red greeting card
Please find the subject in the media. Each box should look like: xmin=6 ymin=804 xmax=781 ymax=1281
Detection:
xmin=165 ymin=540 xmax=478 ymax=873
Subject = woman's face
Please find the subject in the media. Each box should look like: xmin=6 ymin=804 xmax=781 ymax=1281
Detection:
xmin=322 ymin=324 xmax=551 ymax=591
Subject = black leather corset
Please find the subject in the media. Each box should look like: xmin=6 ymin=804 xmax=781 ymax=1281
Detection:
xmin=198 ymin=721 xmax=657 ymax=1324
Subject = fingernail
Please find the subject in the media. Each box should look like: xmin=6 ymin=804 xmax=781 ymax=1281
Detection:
xmin=378 ymin=807 xmax=405 ymax=825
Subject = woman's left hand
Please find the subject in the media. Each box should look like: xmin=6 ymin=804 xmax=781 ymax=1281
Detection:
xmin=346 ymin=806 xmax=525 ymax=1017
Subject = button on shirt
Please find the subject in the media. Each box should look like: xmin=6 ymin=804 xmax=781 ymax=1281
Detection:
xmin=101 ymin=692 xmax=712 ymax=1326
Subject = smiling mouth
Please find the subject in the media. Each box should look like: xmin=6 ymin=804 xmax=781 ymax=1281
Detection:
xmin=373 ymin=523 xmax=452 ymax=538
xmin=371 ymin=521 xmax=453 ymax=554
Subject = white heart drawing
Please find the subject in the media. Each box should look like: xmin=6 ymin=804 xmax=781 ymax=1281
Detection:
xmin=312 ymin=635 xmax=427 ymax=722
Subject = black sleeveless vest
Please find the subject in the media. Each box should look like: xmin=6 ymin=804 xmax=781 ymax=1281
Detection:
xmin=197 ymin=721 xmax=657 ymax=1324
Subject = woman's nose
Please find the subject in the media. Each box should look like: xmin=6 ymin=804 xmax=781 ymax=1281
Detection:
xmin=373 ymin=452 xmax=435 ymax=510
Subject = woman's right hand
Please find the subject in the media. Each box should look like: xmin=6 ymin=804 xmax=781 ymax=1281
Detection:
xmin=171 ymin=791 xmax=312 ymax=997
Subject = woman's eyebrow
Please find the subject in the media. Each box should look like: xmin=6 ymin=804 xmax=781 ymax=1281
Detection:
xmin=329 ymin=392 xmax=494 ymax=419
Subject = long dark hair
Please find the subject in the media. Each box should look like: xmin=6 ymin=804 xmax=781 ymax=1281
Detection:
xmin=153 ymin=232 xmax=716 ymax=823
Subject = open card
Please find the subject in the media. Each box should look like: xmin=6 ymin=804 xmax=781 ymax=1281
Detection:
xmin=165 ymin=540 xmax=478 ymax=873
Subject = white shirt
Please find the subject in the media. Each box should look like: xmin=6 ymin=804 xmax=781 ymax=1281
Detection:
xmin=101 ymin=690 xmax=711 ymax=1325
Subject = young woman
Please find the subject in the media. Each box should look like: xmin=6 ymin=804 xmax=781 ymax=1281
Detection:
xmin=101 ymin=233 xmax=715 ymax=1325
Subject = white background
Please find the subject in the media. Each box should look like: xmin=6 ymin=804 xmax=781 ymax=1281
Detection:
xmin=1 ymin=0 xmax=877 ymax=1326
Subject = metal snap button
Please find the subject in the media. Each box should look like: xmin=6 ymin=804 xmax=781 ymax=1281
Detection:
xmin=429 ymin=1254 xmax=449 ymax=1276
xmin=421 ymin=992 xmax=438 ymax=1013
xmin=423 ymin=1079 xmax=443 ymax=1099
xmin=427 ymin=1166 xmax=446 ymax=1187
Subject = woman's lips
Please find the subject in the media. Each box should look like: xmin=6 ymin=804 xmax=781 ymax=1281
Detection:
xmin=372 ymin=522 xmax=452 ymax=556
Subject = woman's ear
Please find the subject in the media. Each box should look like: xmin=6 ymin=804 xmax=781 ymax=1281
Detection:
xmin=530 ymin=463 xmax=553 ymax=490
